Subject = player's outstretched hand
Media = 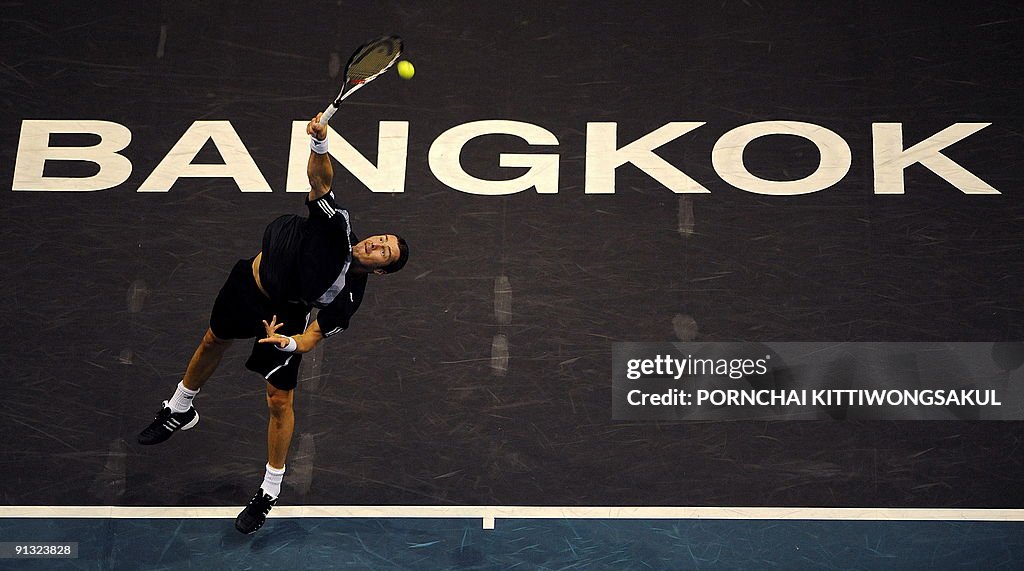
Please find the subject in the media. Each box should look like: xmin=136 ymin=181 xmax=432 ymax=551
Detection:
xmin=259 ymin=315 xmax=291 ymax=348
xmin=307 ymin=113 xmax=327 ymax=141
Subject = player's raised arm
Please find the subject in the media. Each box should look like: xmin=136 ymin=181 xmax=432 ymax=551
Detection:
xmin=306 ymin=36 xmax=402 ymax=203
xmin=306 ymin=113 xmax=333 ymax=202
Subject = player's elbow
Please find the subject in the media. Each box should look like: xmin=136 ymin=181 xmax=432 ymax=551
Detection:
xmin=295 ymin=335 xmax=321 ymax=354
xmin=310 ymin=179 xmax=331 ymax=195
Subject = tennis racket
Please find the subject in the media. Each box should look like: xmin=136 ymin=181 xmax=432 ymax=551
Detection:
xmin=318 ymin=35 xmax=404 ymax=125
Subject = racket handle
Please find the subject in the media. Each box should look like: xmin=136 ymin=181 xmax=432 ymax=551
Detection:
xmin=319 ymin=104 xmax=338 ymax=125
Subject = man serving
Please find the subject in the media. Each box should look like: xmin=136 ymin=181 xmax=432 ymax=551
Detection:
xmin=137 ymin=113 xmax=409 ymax=534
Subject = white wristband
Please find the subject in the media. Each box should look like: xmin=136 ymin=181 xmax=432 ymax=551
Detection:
xmin=275 ymin=336 xmax=298 ymax=353
xmin=310 ymin=136 xmax=328 ymax=155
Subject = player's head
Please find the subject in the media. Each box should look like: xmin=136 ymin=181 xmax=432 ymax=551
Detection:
xmin=352 ymin=234 xmax=409 ymax=275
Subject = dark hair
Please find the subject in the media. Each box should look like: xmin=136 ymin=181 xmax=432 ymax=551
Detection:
xmin=382 ymin=235 xmax=409 ymax=274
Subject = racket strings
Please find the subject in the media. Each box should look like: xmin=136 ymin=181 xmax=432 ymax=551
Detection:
xmin=348 ymin=53 xmax=399 ymax=79
xmin=347 ymin=39 xmax=402 ymax=81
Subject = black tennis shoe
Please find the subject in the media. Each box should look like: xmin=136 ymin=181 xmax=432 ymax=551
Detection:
xmin=137 ymin=400 xmax=199 ymax=445
xmin=235 ymin=488 xmax=278 ymax=534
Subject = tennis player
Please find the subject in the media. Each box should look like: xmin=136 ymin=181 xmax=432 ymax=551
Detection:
xmin=137 ymin=113 xmax=409 ymax=534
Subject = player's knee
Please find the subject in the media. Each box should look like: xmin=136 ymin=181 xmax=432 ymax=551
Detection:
xmin=266 ymin=388 xmax=293 ymax=416
xmin=202 ymin=328 xmax=231 ymax=350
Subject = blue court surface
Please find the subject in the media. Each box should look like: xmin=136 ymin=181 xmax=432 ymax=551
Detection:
xmin=1 ymin=515 xmax=1022 ymax=569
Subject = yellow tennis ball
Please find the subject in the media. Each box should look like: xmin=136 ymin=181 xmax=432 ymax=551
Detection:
xmin=397 ymin=60 xmax=415 ymax=79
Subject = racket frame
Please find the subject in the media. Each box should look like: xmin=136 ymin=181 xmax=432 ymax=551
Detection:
xmin=319 ymin=35 xmax=403 ymax=125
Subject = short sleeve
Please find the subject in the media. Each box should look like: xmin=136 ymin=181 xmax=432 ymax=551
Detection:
xmin=306 ymin=191 xmax=343 ymax=222
xmin=315 ymin=274 xmax=366 ymax=338
xmin=317 ymin=295 xmax=354 ymax=337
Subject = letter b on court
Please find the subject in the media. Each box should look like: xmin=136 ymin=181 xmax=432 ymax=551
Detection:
xmin=13 ymin=120 xmax=133 ymax=191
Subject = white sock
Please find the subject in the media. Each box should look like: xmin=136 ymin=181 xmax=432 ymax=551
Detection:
xmin=167 ymin=381 xmax=199 ymax=413
xmin=261 ymin=463 xmax=285 ymax=498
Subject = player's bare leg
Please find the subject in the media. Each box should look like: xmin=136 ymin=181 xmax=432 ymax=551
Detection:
xmin=266 ymin=383 xmax=295 ymax=471
xmin=182 ymin=328 xmax=233 ymax=391
xmin=235 ymin=382 xmax=294 ymax=534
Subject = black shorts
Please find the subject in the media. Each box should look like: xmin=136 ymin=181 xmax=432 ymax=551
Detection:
xmin=209 ymin=258 xmax=311 ymax=391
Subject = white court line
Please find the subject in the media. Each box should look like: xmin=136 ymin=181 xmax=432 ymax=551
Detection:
xmin=1 ymin=506 xmax=1023 ymax=529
